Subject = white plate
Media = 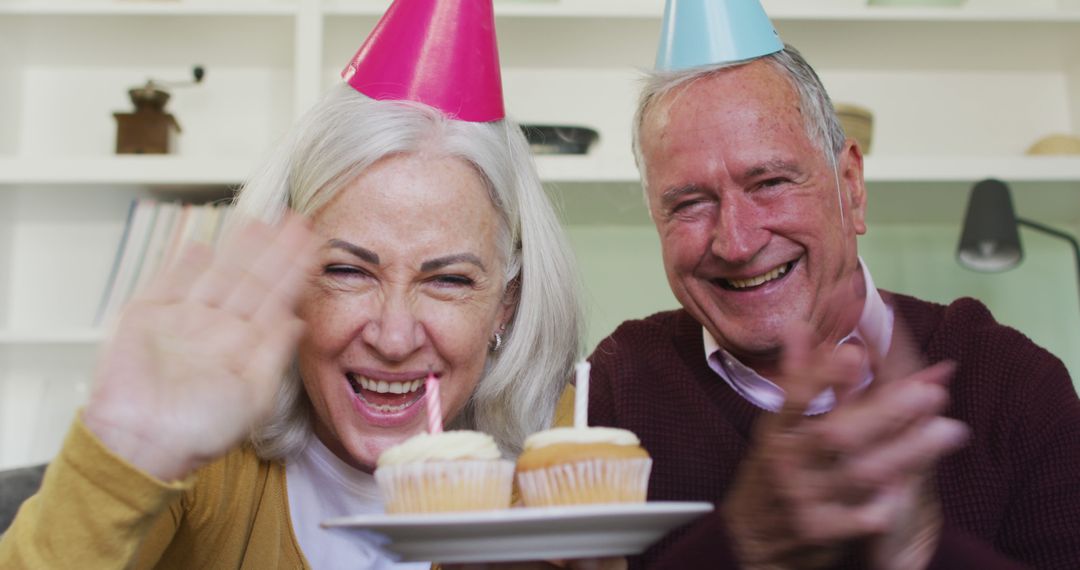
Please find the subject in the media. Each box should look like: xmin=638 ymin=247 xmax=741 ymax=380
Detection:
xmin=322 ymin=502 xmax=714 ymax=563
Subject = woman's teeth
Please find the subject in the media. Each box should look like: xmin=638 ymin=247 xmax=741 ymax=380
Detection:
xmin=347 ymin=374 xmax=427 ymax=413
xmin=725 ymin=262 xmax=791 ymax=290
xmin=350 ymin=375 xmax=424 ymax=395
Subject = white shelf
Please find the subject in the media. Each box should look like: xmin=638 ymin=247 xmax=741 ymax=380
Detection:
xmin=864 ymin=156 xmax=1080 ymax=182
xmin=771 ymin=6 xmax=1080 ymax=23
xmin=0 ymin=1 xmax=297 ymax=16
xmin=5 ymin=155 xmax=1078 ymax=187
xmin=0 ymin=157 xmax=250 ymax=186
xmin=321 ymin=1 xmax=1080 ymax=22
xmin=0 ymin=329 xmax=104 ymax=345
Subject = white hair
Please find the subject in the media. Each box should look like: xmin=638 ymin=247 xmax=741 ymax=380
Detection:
xmin=235 ymin=84 xmax=584 ymax=459
xmin=631 ymin=45 xmax=847 ymax=196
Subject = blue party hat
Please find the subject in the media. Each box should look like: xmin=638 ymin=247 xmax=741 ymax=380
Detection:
xmin=656 ymin=0 xmax=783 ymax=71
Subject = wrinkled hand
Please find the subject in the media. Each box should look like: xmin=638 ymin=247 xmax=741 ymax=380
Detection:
xmin=83 ymin=213 xmax=318 ymax=481
xmin=722 ymin=324 xmax=969 ymax=570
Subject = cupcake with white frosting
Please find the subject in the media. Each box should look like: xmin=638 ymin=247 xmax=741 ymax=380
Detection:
xmin=515 ymin=426 xmax=652 ymax=507
xmin=374 ymin=430 xmax=514 ymax=513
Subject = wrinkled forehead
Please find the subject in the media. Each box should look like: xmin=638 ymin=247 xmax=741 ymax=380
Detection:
xmin=641 ymin=61 xmax=803 ymax=151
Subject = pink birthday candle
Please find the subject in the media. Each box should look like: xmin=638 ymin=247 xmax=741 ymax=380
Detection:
xmin=426 ymin=370 xmax=443 ymax=434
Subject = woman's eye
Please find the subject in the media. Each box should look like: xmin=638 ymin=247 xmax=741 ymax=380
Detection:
xmin=325 ymin=265 xmax=368 ymax=277
xmin=431 ymin=274 xmax=475 ymax=287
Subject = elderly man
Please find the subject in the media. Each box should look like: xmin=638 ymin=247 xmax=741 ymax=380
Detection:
xmin=587 ymin=1 xmax=1080 ymax=569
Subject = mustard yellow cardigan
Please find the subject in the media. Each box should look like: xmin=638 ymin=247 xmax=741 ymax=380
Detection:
xmin=0 ymin=388 xmax=576 ymax=568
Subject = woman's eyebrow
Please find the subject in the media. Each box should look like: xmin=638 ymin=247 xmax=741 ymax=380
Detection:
xmin=327 ymin=239 xmax=379 ymax=265
xmin=421 ymin=253 xmax=485 ymax=272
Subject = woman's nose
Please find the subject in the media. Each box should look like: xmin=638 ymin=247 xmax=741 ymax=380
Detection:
xmin=360 ymin=295 xmax=425 ymax=362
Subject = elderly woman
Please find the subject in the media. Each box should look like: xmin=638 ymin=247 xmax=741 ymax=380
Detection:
xmin=0 ymin=1 xmax=582 ymax=568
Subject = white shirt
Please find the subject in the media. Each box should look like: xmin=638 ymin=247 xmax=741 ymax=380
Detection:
xmin=703 ymin=258 xmax=894 ymax=415
xmin=286 ymin=437 xmax=430 ymax=570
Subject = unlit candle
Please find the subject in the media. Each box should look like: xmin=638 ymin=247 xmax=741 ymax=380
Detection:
xmin=574 ymin=361 xmax=590 ymax=429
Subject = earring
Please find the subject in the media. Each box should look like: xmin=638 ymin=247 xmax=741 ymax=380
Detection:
xmin=489 ymin=332 xmax=503 ymax=353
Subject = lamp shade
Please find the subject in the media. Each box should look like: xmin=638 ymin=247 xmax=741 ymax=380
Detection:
xmin=956 ymin=179 xmax=1023 ymax=272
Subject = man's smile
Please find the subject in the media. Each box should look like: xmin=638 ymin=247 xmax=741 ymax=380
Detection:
xmin=715 ymin=260 xmax=797 ymax=291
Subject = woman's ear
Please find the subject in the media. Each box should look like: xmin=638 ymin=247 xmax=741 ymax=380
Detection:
xmin=498 ymin=275 xmax=521 ymax=327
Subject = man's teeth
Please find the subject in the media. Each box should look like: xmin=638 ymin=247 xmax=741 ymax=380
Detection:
xmin=725 ymin=263 xmax=790 ymax=290
xmin=353 ymin=376 xmax=424 ymax=395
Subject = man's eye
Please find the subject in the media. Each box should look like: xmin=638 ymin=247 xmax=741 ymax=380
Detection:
xmin=672 ymin=199 xmax=703 ymax=213
xmin=760 ymin=177 xmax=791 ymax=189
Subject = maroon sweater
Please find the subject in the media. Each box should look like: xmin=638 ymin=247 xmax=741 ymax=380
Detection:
xmin=588 ymin=293 xmax=1080 ymax=569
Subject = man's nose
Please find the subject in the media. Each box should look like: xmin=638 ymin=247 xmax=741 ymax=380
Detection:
xmin=710 ymin=195 xmax=769 ymax=264
xmin=360 ymin=293 xmax=425 ymax=362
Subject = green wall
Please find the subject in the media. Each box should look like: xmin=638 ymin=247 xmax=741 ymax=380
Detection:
xmin=565 ymin=222 xmax=1080 ymax=388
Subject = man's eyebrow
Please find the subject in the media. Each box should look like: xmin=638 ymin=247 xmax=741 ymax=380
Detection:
xmin=420 ymin=253 xmax=486 ymax=273
xmin=660 ymin=185 xmax=704 ymax=210
xmin=743 ymin=159 xmax=802 ymax=179
xmin=327 ymin=239 xmax=379 ymax=265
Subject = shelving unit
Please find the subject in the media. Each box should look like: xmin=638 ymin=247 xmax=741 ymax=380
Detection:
xmin=3 ymin=0 xmax=1080 ymax=468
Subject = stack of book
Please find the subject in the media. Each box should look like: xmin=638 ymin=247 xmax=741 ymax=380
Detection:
xmin=96 ymin=199 xmax=234 ymax=324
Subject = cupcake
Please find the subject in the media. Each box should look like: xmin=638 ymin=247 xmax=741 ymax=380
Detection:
xmin=515 ymin=426 xmax=652 ymax=507
xmin=374 ymin=430 xmax=515 ymax=514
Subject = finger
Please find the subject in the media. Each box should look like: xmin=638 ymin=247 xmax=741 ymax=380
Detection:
xmin=140 ymin=241 xmax=214 ymax=304
xmin=243 ymin=309 xmax=306 ymax=402
xmin=759 ymin=323 xmax=860 ymax=480
xmin=774 ymin=327 xmax=866 ymax=436
xmin=832 ymin=341 xmax=869 ymax=404
xmin=809 ymin=370 xmax=954 ymax=458
xmin=221 ymin=212 xmax=316 ymax=319
xmin=773 ymin=322 xmax=822 ymax=430
xmin=250 ymin=214 xmax=320 ymax=327
xmin=795 ymin=488 xmax=908 ymax=543
xmin=836 ymin=417 xmax=969 ymax=502
xmin=188 ymin=219 xmax=276 ymax=308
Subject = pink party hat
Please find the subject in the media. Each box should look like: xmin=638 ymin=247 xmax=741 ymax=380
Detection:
xmin=341 ymin=0 xmax=505 ymax=122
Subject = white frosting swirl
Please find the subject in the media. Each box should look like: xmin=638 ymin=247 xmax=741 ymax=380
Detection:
xmin=376 ymin=431 xmax=502 ymax=466
xmin=523 ymin=427 xmax=641 ymax=451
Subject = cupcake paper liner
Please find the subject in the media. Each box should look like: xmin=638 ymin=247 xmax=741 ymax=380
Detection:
xmin=375 ymin=460 xmax=515 ymax=514
xmin=516 ymin=457 xmax=653 ymax=507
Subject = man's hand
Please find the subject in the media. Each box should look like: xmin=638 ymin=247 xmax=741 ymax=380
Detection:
xmin=83 ymin=212 xmax=318 ymax=482
xmin=722 ymin=324 xmax=969 ymax=569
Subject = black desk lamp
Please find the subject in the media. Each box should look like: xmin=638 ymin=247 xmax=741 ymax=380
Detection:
xmin=956 ymin=179 xmax=1080 ymax=308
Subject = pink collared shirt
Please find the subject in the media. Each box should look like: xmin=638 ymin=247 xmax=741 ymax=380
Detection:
xmin=703 ymin=259 xmax=894 ymax=415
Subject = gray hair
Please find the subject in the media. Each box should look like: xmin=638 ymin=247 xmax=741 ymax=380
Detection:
xmin=234 ymin=83 xmax=584 ymax=460
xmin=631 ymin=45 xmax=846 ymax=194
